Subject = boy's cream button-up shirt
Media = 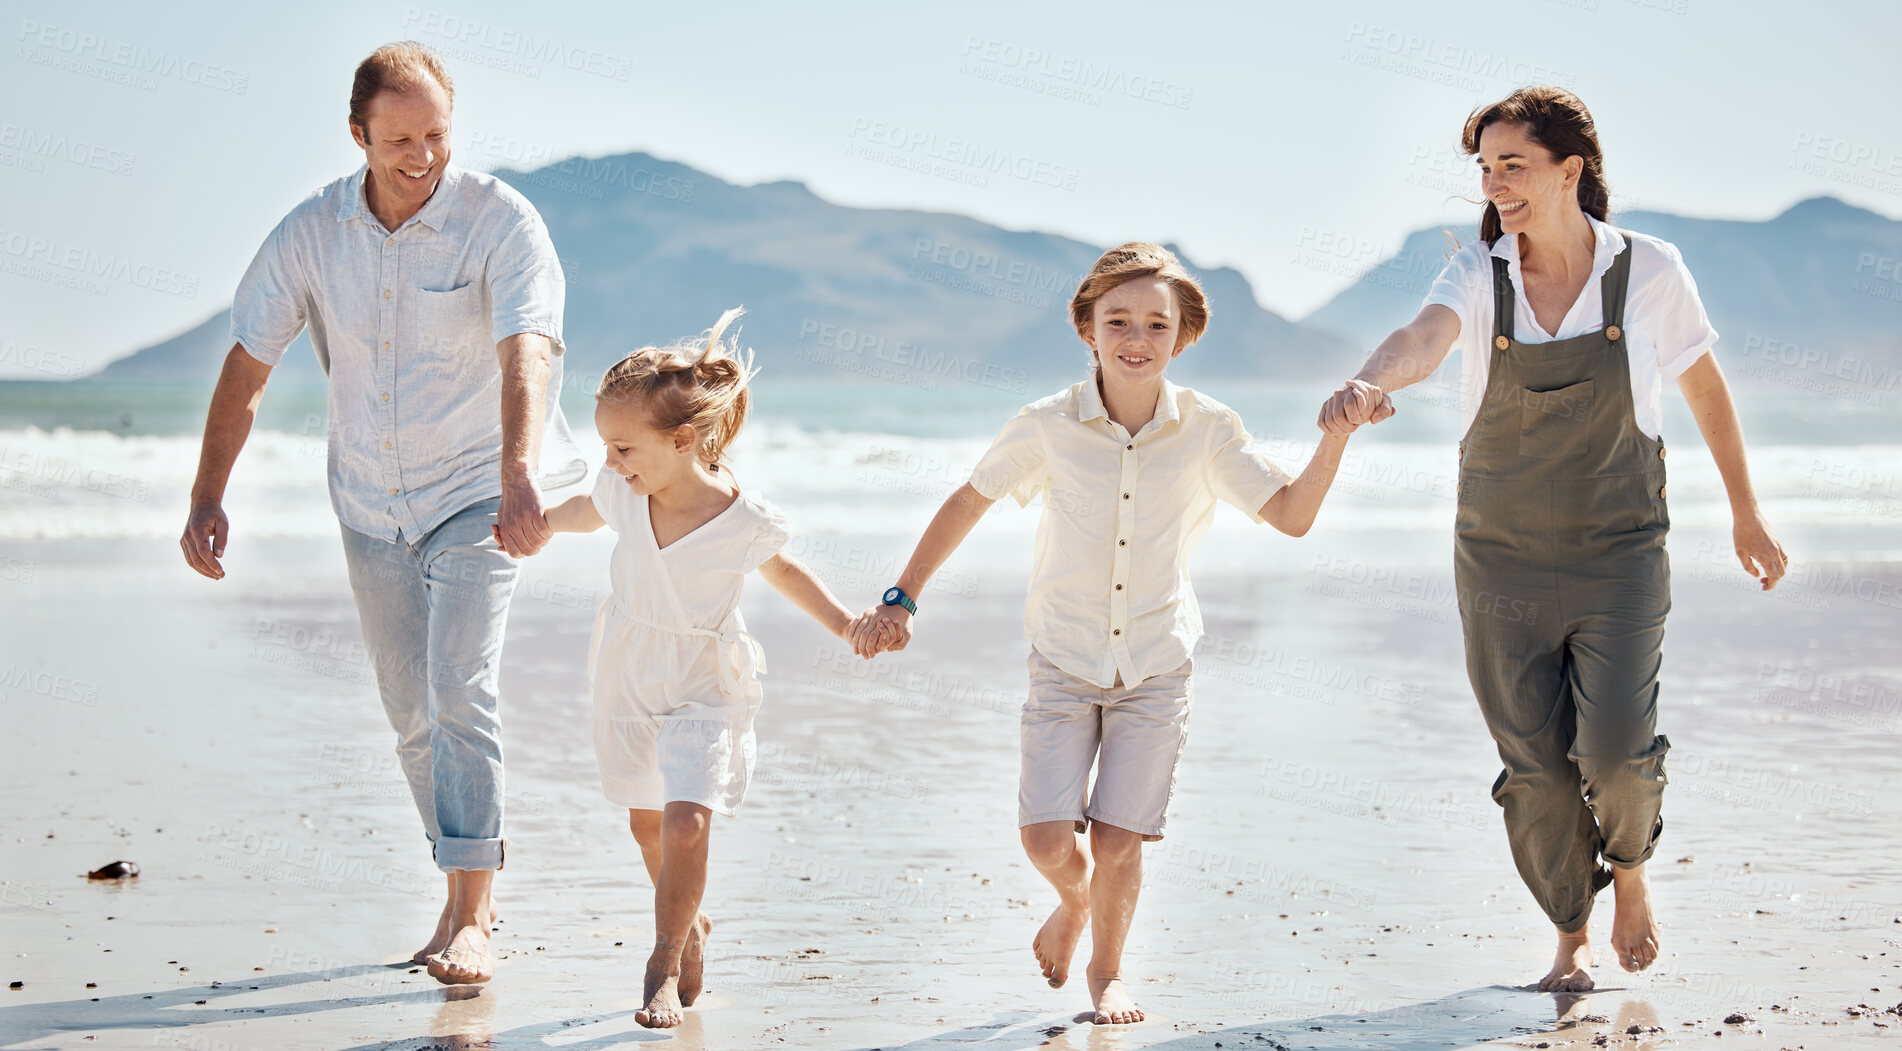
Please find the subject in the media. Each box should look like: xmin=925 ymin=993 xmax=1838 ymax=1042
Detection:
xmin=970 ymin=378 xmax=1291 ymax=688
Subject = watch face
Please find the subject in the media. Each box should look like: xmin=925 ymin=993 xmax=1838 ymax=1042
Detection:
xmin=883 ymin=587 xmax=902 ymax=604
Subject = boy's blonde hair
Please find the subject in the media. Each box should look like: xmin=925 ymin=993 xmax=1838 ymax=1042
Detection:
xmin=596 ymin=308 xmax=755 ymax=467
xmin=1068 ymin=242 xmax=1211 ymax=357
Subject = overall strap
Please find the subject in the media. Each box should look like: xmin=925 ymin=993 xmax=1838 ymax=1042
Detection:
xmin=1489 ymin=252 xmax=1515 ymax=346
xmin=1600 ymin=230 xmax=1635 ymax=334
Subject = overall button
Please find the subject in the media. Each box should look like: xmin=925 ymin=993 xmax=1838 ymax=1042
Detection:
xmin=1493 ymin=335 xmax=1510 ymax=351
xmin=1606 ymin=324 xmax=1622 ymax=342
xmin=1658 ymin=446 xmax=1667 ymax=460
xmin=1658 ymin=485 xmax=1667 ymax=499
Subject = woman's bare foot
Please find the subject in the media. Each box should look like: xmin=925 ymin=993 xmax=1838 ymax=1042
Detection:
xmin=1087 ymin=973 xmax=1144 ymax=1025
xmin=1609 ymin=866 xmax=1660 ymax=973
xmin=1538 ymin=929 xmax=1594 ymax=992
xmin=427 ymin=923 xmax=494 ymax=985
xmin=636 ymin=953 xmax=685 ymax=1028
xmin=1034 ymin=900 xmax=1089 ymax=988
xmin=678 ymin=913 xmax=713 ymax=1007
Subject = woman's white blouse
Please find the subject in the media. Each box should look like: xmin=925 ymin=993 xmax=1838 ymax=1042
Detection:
xmin=1422 ymin=213 xmax=1718 ymax=441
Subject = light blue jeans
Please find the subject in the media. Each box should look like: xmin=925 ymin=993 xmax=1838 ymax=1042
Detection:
xmin=339 ymin=497 xmax=517 ymax=872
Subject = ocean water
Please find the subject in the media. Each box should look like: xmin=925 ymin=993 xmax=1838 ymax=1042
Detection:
xmin=0 ymin=378 xmax=1896 ymax=564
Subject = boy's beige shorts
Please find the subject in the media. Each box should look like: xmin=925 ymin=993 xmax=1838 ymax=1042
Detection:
xmin=1018 ymin=649 xmax=1194 ymax=841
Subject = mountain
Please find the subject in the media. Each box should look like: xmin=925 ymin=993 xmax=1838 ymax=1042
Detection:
xmin=90 ymin=151 xmax=1355 ymax=388
xmin=1301 ymin=197 xmax=1902 ymax=392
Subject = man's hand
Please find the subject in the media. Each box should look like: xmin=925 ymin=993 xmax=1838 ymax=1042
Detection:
xmin=180 ymin=504 xmax=232 ymax=580
xmin=496 ymin=472 xmax=552 ymax=557
xmin=1318 ymin=379 xmax=1397 ymax=436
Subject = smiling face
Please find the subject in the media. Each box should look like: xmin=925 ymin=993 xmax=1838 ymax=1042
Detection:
xmin=595 ymin=398 xmax=696 ymax=496
xmin=349 ymin=78 xmax=452 ymax=225
xmin=1476 ymin=121 xmax=1584 ymax=238
xmin=1084 ymin=275 xmax=1184 ymax=389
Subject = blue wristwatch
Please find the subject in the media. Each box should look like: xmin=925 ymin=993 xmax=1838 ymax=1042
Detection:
xmin=882 ymin=586 xmax=917 ymax=616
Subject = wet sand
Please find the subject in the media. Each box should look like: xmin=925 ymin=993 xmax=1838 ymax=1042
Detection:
xmin=2 ymin=528 xmax=1898 ymax=1050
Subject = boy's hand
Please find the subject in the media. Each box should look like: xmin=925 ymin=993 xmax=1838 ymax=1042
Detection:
xmin=852 ymin=604 xmax=911 ymax=658
xmin=1318 ymin=380 xmax=1397 ymax=435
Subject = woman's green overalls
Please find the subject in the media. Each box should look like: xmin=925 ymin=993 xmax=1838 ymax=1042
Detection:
xmin=1455 ymin=232 xmax=1673 ymax=934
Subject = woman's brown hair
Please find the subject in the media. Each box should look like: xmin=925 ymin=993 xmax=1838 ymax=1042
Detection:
xmin=1462 ymin=86 xmax=1610 ymax=245
xmin=1068 ymin=242 xmax=1210 ymax=359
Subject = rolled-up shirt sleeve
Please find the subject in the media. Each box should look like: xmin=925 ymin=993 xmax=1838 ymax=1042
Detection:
xmin=1641 ymin=240 xmax=1719 ymax=380
xmin=969 ymin=410 xmax=1046 ymax=507
xmin=1206 ymin=408 xmax=1291 ymax=523
xmin=229 ymin=218 xmax=307 ymax=367
xmin=487 ymin=214 xmax=565 ymax=352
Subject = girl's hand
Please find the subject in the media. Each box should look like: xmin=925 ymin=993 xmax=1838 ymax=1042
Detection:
xmin=1733 ymin=509 xmax=1789 ymax=590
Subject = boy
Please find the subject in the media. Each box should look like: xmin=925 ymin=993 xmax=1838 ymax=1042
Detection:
xmin=855 ymin=243 xmax=1385 ymax=1023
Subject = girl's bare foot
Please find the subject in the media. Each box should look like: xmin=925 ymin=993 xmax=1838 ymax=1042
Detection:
xmin=1609 ymin=866 xmax=1660 ymax=973
xmin=1538 ymin=929 xmax=1594 ymax=992
xmin=1033 ymin=900 xmax=1089 ymax=988
xmin=426 ymin=923 xmax=494 ymax=985
xmin=678 ymin=913 xmax=713 ymax=1006
xmin=636 ymin=953 xmax=685 ymax=1028
xmin=1087 ymin=973 xmax=1144 ymax=1025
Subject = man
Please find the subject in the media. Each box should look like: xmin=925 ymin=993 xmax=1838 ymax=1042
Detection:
xmin=179 ymin=41 xmax=584 ymax=985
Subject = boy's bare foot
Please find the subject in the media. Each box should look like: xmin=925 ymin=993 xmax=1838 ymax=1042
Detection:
xmin=1609 ymin=866 xmax=1660 ymax=973
xmin=426 ymin=923 xmax=494 ymax=985
xmin=1088 ymin=973 xmax=1144 ymax=1025
xmin=678 ymin=913 xmax=713 ymax=1006
xmin=1537 ymin=929 xmax=1594 ymax=992
xmin=636 ymin=954 xmax=685 ymax=1028
xmin=414 ymin=896 xmax=499 ymax=964
xmin=1033 ymin=900 xmax=1089 ymax=988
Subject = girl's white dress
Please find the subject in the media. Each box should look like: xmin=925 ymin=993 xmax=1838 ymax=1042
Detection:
xmin=586 ymin=465 xmax=790 ymax=816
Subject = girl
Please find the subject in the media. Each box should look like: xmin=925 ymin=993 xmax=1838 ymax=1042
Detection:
xmin=508 ymin=308 xmax=870 ymax=1027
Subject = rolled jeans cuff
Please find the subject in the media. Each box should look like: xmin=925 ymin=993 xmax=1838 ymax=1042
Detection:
xmin=433 ymin=835 xmax=505 ymax=873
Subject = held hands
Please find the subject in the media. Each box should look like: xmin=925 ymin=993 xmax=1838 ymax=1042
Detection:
xmin=1317 ymin=379 xmax=1398 ymax=436
xmin=490 ymin=519 xmax=550 ymax=557
xmin=848 ymin=603 xmax=911 ymax=659
xmin=496 ymin=473 xmax=552 ymax=558
xmin=1734 ymin=508 xmax=1789 ymax=591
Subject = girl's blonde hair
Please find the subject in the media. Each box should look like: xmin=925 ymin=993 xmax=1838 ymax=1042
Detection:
xmin=1068 ymin=242 xmax=1211 ymax=357
xmin=596 ymin=308 xmax=755 ymax=467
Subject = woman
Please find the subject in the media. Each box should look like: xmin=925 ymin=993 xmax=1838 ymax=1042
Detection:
xmin=1319 ymin=86 xmax=1787 ymax=993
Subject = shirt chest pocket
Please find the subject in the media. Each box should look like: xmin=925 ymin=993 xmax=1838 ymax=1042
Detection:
xmin=406 ymin=283 xmax=488 ymax=373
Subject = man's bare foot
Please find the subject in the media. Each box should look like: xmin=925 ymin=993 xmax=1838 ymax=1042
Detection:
xmin=1609 ymin=866 xmax=1660 ymax=973
xmin=426 ymin=923 xmax=494 ymax=985
xmin=413 ymin=896 xmax=499 ymax=964
xmin=678 ymin=913 xmax=713 ymax=1007
xmin=1088 ymin=973 xmax=1143 ymax=1025
xmin=636 ymin=954 xmax=685 ymax=1029
xmin=1538 ymin=929 xmax=1594 ymax=993
xmin=1033 ymin=900 xmax=1088 ymax=988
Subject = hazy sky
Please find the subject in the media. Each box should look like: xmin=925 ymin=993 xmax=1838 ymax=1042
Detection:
xmin=3 ymin=0 xmax=1898 ymax=378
